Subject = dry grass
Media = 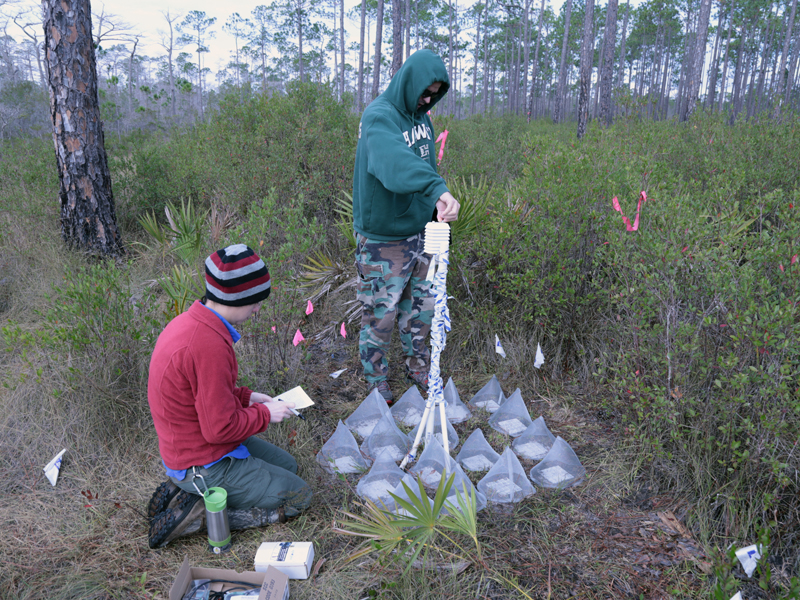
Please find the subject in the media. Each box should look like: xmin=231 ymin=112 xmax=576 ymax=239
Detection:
xmin=0 ymin=207 xmax=729 ymax=600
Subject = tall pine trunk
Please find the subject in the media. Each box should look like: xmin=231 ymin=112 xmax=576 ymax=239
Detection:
xmin=577 ymin=0 xmax=595 ymax=138
xmin=718 ymin=6 xmax=735 ymax=111
xmin=554 ymin=0 xmax=573 ymax=123
xmin=391 ymin=0 xmax=403 ymax=75
xmin=774 ymin=0 xmax=798 ymax=116
xmin=617 ymin=0 xmax=630 ymax=87
xmin=340 ymin=0 xmax=345 ymax=99
xmin=599 ymin=0 xmax=618 ymax=125
xmin=527 ymin=0 xmax=546 ymax=121
xmin=371 ymin=0 xmax=384 ymax=100
xmin=42 ymin=0 xmax=123 ymax=256
xmin=358 ymin=0 xmax=366 ymax=108
xmin=685 ymin=0 xmax=713 ymax=119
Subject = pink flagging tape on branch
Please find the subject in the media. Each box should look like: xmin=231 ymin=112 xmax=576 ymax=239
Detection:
xmin=293 ymin=329 xmax=305 ymax=346
xmin=340 ymin=322 xmax=347 ymax=338
xmin=612 ymin=191 xmax=648 ymax=231
xmin=305 ymin=300 xmax=314 ymax=315
xmin=436 ymin=130 xmax=449 ymax=165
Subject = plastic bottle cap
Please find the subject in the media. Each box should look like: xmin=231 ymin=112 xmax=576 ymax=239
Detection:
xmin=204 ymin=487 xmax=228 ymax=513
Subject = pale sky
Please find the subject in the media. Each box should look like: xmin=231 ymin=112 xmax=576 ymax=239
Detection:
xmin=9 ymin=0 xmax=575 ymax=79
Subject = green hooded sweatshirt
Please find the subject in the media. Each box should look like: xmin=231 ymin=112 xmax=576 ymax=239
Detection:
xmin=352 ymin=50 xmax=450 ymax=241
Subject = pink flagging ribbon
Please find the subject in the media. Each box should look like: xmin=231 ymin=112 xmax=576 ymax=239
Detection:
xmin=340 ymin=322 xmax=347 ymax=338
xmin=612 ymin=191 xmax=648 ymax=231
xmin=305 ymin=300 xmax=314 ymax=315
xmin=436 ymin=130 xmax=449 ymax=165
xmin=292 ymin=329 xmax=305 ymax=346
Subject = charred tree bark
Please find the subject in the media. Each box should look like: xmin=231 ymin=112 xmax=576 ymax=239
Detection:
xmin=577 ymin=0 xmax=595 ymax=138
xmin=42 ymin=0 xmax=123 ymax=257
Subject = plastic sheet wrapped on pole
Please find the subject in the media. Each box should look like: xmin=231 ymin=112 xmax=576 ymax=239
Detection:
xmin=401 ymin=223 xmax=451 ymax=469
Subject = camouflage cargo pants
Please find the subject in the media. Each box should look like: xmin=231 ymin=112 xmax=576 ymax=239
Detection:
xmin=355 ymin=232 xmax=434 ymax=384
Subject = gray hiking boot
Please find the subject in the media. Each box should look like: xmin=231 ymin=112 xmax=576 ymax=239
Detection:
xmin=369 ymin=380 xmax=394 ymax=405
xmin=406 ymin=371 xmax=429 ymax=391
xmin=148 ymin=492 xmax=205 ymax=549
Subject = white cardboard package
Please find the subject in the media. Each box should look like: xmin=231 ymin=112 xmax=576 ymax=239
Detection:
xmin=255 ymin=542 xmax=315 ymax=579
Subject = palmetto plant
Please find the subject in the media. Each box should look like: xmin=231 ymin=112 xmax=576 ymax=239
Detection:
xmin=334 ymin=473 xmax=534 ymax=598
xmin=138 ymin=198 xmax=210 ymax=318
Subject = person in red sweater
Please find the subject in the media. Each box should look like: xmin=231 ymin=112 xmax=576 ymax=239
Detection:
xmin=146 ymin=244 xmax=312 ymax=549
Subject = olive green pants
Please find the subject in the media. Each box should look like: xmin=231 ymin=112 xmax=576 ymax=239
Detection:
xmin=170 ymin=436 xmax=312 ymax=517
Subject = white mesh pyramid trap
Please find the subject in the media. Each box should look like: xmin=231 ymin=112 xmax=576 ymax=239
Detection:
xmin=316 ymin=420 xmax=370 ymax=474
xmin=390 ymin=385 xmax=427 ymax=427
xmin=356 ymin=449 xmax=408 ymax=506
xmin=360 ymin=411 xmax=412 ymax=462
xmin=389 ymin=474 xmax=434 ymax=516
xmin=512 ymin=416 xmax=556 ymax=460
xmin=442 ymin=462 xmax=488 ymax=515
xmin=443 ymin=377 xmax=472 ymax=424
xmin=344 ymin=388 xmax=392 ymax=438
xmin=469 ymin=375 xmax=506 ymax=413
xmin=529 ymin=436 xmax=586 ymax=488
xmin=408 ymin=437 xmax=458 ymax=489
xmin=488 ymin=388 xmax=533 ymax=437
xmin=408 ymin=407 xmax=459 ymax=451
xmin=477 ymin=447 xmax=535 ymax=504
xmin=455 ymin=428 xmax=501 ymax=472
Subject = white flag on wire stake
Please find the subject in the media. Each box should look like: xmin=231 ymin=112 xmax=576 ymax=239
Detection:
xmin=495 ymin=335 xmax=506 ymax=359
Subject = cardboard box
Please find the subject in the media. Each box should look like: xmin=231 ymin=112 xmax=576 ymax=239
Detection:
xmin=254 ymin=542 xmax=315 ymax=579
xmin=170 ymin=556 xmax=289 ymax=600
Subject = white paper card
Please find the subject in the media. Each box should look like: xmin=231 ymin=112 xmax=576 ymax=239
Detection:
xmin=44 ymin=448 xmax=66 ymax=486
xmin=330 ymin=369 xmax=347 ymax=379
xmin=729 ymin=593 xmax=742 ymax=600
xmin=274 ymin=386 xmax=315 ymax=409
xmin=735 ymin=544 xmax=762 ymax=577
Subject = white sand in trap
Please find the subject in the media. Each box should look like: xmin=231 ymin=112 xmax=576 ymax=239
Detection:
xmin=419 ymin=466 xmax=443 ymax=486
xmin=352 ymin=419 xmax=380 ymax=438
xmin=540 ymin=465 xmax=573 ymax=484
xmin=498 ymin=419 xmax=527 ymax=436
xmin=461 ymin=455 xmax=495 ymax=471
xmin=397 ymin=408 xmax=421 ymax=425
xmin=330 ymin=456 xmax=360 ymax=472
xmin=359 ymin=479 xmax=397 ymax=501
xmin=371 ymin=444 xmax=404 ymax=461
xmin=485 ymin=478 xmax=523 ymax=500
xmin=514 ymin=441 xmax=549 ymax=460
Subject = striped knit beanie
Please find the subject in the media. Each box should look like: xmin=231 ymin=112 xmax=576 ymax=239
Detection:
xmin=204 ymin=244 xmax=271 ymax=306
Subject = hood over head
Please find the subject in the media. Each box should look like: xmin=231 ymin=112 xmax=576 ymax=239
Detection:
xmin=382 ymin=50 xmax=450 ymax=116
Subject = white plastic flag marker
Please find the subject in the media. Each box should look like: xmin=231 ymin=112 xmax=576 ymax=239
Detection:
xmin=495 ymin=335 xmax=506 ymax=359
xmin=44 ymin=449 xmax=66 ymax=486
xmin=735 ymin=544 xmax=762 ymax=577
xmin=534 ymin=343 xmax=545 ymax=369
xmin=729 ymin=593 xmax=742 ymax=600
xmin=330 ymin=368 xmax=347 ymax=379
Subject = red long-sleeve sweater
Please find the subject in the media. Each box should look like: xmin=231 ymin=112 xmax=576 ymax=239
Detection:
xmin=147 ymin=300 xmax=271 ymax=469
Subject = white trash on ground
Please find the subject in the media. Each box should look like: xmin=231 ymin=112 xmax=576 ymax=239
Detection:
xmin=408 ymin=408 xmax=459 ymax=451
xmin=528 ymin=436 xmax=586 ymax=488
xmin=512 ymin=416 xmax=556 ymax=460
xmin=488 ymin=388 xmax=533 ymax=437
xmin=455 ymin=428 xmax=501 ymax=472
xmin=360 ymin=411 xmax=411 ymax=462
xmin=735 ymin=544 xmax=763 ymax=578
xmin=477 ymin=447 xmax=535 ymax=504
xmin=469 ymin=375 xmax=506 ymax=413
xmin=443 ymin=377 xmax=472 ymax=424
xmin=345 ymin=388 xmax=392 ymax=438
xmin=316 ymin=420 xmax=370 ymax=474
xmin=44 ymin=448 xmax=67 ymax=486
xmin=356 ymin=449 xmax=407 ymax=507
xmin=390 ymin=385 xmax=427 ymax=427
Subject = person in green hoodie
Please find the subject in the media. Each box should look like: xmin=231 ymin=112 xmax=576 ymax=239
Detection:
xmin=352 ymin=49 xmax=460 ymax=405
